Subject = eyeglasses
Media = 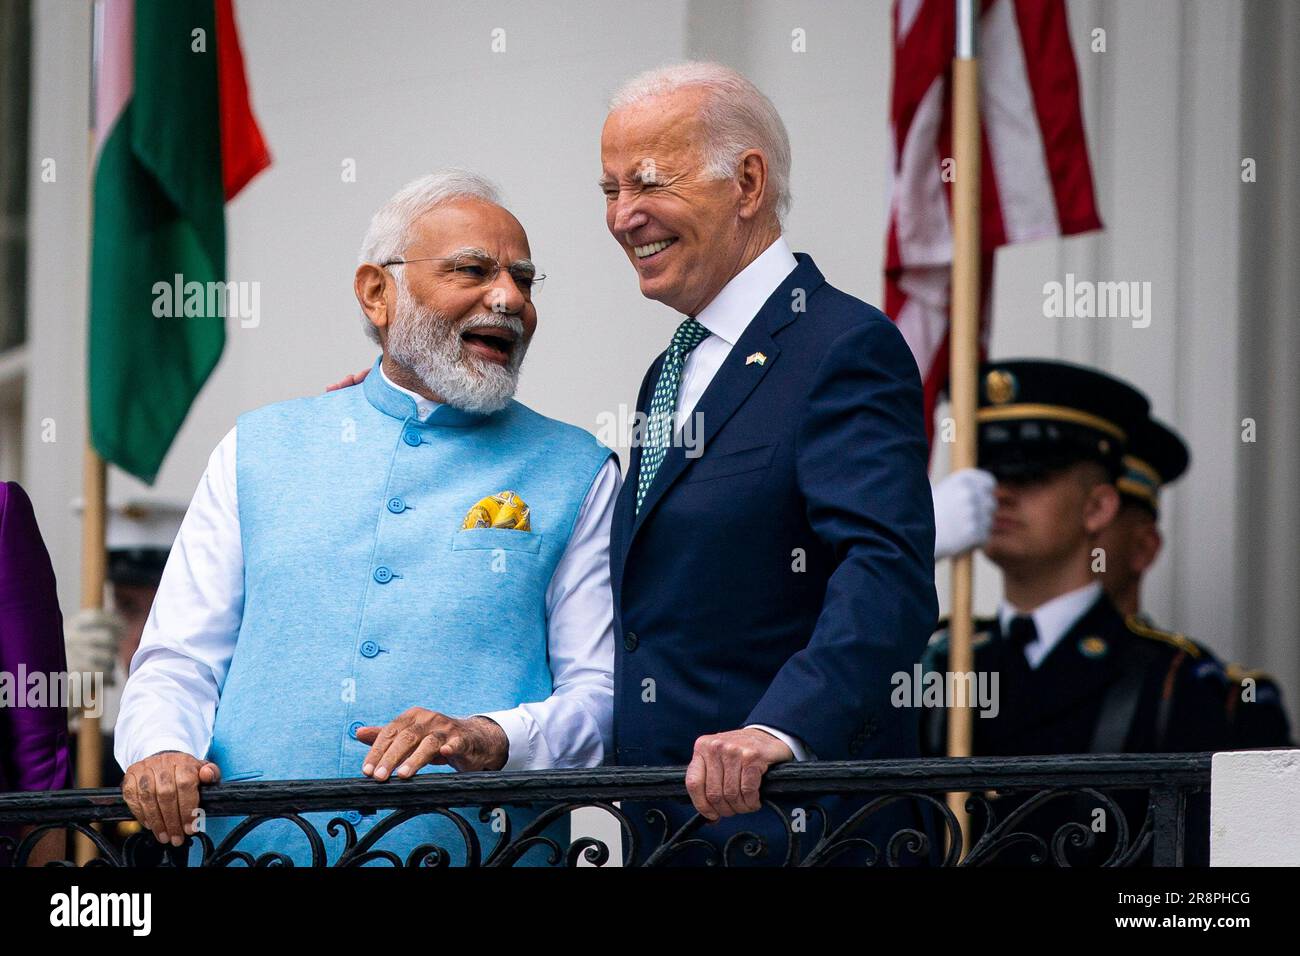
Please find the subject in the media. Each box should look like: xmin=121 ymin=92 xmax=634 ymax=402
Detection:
xmin=381 ymin=251 xmax=545 ymax=297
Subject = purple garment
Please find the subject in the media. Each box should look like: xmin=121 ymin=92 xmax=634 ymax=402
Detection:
xmin=0 ymin=481 xmax=72 ymax=815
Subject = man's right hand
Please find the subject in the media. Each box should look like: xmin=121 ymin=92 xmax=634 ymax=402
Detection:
xmin=325 ymin=367 xmax=371 ymax=392
xmin=122 ymin=751 xmax=221 ymax=846
xmin=932 ymin=468 xmax=996 ymax=561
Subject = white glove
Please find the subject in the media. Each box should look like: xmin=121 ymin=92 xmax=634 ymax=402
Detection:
xmin=64 ymin=608 xmax=124 ymax=684
xmin=932 ymin=468 xmax=997 ymax=560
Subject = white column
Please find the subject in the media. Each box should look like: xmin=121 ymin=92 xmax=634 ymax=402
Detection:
xmin=23 ymin=0 xmax=94 ymax=617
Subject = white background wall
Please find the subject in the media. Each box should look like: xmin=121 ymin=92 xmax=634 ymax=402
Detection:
xmin=1212 ymin=750 xmax=1300 ymax=865
xmin=13 ymin=1 xmax=1300 ymax=729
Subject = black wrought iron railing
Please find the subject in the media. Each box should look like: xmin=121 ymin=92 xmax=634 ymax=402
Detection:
xmin=0 ymin=754 xmax=1211 ymax=867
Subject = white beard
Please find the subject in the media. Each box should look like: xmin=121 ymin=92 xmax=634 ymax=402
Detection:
xmin=385 ymin=282 xmax=528 ymax=415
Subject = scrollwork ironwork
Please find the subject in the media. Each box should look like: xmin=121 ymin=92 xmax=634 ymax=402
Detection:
xmin=0 ymin=754 xmax=1210 ymax=868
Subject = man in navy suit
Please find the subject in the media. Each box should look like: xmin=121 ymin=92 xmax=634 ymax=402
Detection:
xmin=599 ymin=62 xmax=938 ymax=863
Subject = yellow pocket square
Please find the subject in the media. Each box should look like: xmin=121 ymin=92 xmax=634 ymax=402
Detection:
xmin=462 ymin=490 xmax=532 ymax=531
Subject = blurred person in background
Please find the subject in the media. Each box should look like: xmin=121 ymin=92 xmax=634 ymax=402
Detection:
xmin=0 ymin=481 xmax=72 ymax=866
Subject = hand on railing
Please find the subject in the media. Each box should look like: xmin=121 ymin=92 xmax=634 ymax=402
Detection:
xmin=686 ymin=728 xmax=793 ymax=821
xmin=357 ymin=710 xmax=508 ymax=777
xmin=121 ymin=750 xmax=221 ymax=847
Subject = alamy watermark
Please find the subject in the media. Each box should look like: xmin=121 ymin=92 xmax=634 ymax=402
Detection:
xmin=1042 ymin=273 xmax=1151 ymax=329
xmin=596 ymin=403 xmax=705 ymax=458
xmin=891 ymin=664 xmax=1000 ymax=718
xmin=152 ymin=273 xmax=260 ymax=328
xmin=0 ymin=667 xmax=103 ymax=717
xmin=49 ymin=886 xmax=150 ymax=935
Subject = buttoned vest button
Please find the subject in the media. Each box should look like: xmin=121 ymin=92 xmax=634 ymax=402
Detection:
xmin=623 ymin=631 xmax=639 ymax=652
xmin=373 ymin=566 xmax=393 ymax=584
xmin=360 ymin=640 xmax=380 ymax=658
xmin=386 ymin=496 xmax=407 ymax=514
xmin=402 ymin=429 xmax=422 ymax=447
xmin=347 ymin=720 xmax=364 ymax=739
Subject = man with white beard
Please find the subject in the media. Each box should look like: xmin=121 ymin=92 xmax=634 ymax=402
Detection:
xmin=115 ymin=170 xmax=618 ymax=866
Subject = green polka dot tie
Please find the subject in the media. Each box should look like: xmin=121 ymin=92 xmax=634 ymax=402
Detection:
xmin=635 ymin=317 xmax=711 ymax=515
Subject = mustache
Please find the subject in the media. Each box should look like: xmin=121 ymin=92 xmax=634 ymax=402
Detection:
xmin=453 ymin=311 xmax=525 ymax=341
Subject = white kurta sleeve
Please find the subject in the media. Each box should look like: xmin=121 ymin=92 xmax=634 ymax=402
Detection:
xmin=114 ymin=427 xmax=245 ymax=770
xmin=475 ymin=456 xmax=620 ymax=770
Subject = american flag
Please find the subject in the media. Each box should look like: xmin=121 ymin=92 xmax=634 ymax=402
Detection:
xmin=884 ymin=0 xmax=1102 ymax=440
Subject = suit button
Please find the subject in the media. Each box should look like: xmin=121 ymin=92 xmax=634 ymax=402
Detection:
xmin=373 ymin=566 xmax=393 ymax=583
xmin=387 ymin=497 xmax=406 ymax=514
xmin=348 ymin=720 xmax=365 ymax=739
xmin=403 ymin=429 xmax=422 ymax=447
xmin=360 ymin=640 xmax=380 ymax=658
xmin=623 ymin=631 xmax=639 ymax=652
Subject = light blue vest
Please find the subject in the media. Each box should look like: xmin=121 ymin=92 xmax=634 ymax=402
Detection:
xmin=201 ymin=358 xmax=610 ymax=866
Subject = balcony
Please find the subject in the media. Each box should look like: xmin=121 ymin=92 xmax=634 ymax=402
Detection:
xmin=0 ymin=754 xmax=1214 ymax=867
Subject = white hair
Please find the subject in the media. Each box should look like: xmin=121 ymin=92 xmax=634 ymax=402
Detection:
xmin=357 ymin=169 xmax=503 ymax=344
xmin=609 ymin=61 xmax=792 ymax=222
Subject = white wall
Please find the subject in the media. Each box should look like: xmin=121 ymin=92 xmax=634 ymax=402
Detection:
xmin=17 ymin=0 xmax=1300 ymax=729
xmin=1211 ymin=750 xmax=1300 ymax=865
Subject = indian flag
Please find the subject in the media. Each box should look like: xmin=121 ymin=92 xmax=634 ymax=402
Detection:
xmin=89 ymin=0 xmax=269 ymax=483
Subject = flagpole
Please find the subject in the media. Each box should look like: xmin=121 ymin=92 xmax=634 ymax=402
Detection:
xmin=945 ymin=0 xmax=981 ymax=858
xmin=75 ymin=0 xmax=107 ymax=865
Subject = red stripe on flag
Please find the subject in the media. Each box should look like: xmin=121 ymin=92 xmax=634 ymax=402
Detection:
xmin=215 ymin=0 xmax=271 ymax=200
xmin=1011 ymin=0 xmax=1102 ymax=234
xmin=979 ymin=118 xmax=1009 ymax=251
xmin=892 ymin=0 xmax=955 ymax=150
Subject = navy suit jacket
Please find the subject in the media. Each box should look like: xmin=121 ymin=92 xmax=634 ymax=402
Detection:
xmin=610 ymin=253 xmax=938 ymax=769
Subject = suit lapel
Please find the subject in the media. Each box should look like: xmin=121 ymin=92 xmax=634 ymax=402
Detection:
xmin=628 ymin=254 xmax=826 ymax=540
xmin=629 ymin=323 xmax=779 ymax=539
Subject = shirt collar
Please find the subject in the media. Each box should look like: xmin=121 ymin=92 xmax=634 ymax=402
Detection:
xmin=693 ymin=235 xmax=798 ymax=345
xmin=998 ymin=580 xmax=1103 ymax=660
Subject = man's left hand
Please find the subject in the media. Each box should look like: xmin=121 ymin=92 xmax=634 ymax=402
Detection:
xmin=685 ymin=727 xmax=794 ymax=821
xmin=357 ymin=709 xmax=509 ymax=779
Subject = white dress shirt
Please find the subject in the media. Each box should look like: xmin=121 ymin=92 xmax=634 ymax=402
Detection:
xmin=673 ymin=235 xmax=799 ymax=435
xmin=115 ymin=365 xmax=620 ymax=773
xmin=664 ymin=235 xmax=813 ymax=761
xmin=997 ymin=580 xmax=1103 ymax=670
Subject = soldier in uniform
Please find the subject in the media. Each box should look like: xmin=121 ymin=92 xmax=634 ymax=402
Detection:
xmin=1099 ymin=416 xmax=1292 ymax=748
xmin=921 ymin=359 xmax=1233 ymax=863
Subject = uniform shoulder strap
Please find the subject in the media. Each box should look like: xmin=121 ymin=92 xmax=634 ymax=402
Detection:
xmin=1125 ymin=614 xmax=1202 ymax=658
xmin=1225 ymin=662 xmax=1276 ymax=684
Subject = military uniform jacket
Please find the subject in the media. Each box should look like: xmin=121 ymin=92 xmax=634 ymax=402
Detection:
xmin=921 ymin=593 xmax=1233 ymax=756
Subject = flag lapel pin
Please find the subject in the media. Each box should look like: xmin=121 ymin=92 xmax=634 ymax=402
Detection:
xmin=745 ymin=351 xmax=767 ymax=366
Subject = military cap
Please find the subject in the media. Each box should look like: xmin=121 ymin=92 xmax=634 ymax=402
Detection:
xmin=1116 ymin=416 xmax=1189 ymax=517
xmin=105 ymin=500 xmax=185 ymax=587
xmin=976 ymin=359 xmax=1150 ymax=482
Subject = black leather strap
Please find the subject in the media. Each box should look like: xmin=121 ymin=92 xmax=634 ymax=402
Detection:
xmin=1089 ymin=643 xmax=1151 ymax=753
